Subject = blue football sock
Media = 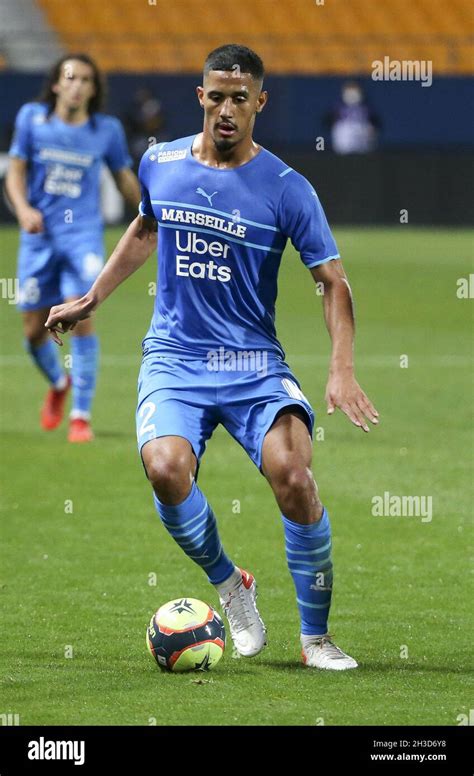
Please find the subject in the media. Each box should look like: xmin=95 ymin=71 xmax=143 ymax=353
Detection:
xmin=282 ymin=508 xmax=333 ymax=636
xmin=70 ymin=335 xmax=99 ymax=418
xmin=25 ymin=338 xmax=65 ymax=387
xmin=153 ymin=481 xmax=235 ymax=585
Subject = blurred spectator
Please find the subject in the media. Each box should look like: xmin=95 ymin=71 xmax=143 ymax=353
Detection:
xmin=123 ymin=87 xmax=167 ymax=166
xmin=325 ymin=81 xmax=381 ymax=154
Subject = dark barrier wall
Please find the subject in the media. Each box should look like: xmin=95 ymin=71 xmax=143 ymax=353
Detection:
xmin=0 ymin=151 xmax=472 ymax=226
xmin=282 ymin=151 xmax=474 ymax=226
xmin=0 ymin=73 xmax=473 ymax=151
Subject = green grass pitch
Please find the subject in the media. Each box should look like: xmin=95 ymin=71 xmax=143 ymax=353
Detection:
xmin=0 ymin=224 xmax=472 ymax=726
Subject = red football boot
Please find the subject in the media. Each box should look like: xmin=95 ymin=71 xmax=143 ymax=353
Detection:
xmin=40 ymin=376 xmax=71 ymax=431
xmin=68 ymin=418 xmax=94 ymax=443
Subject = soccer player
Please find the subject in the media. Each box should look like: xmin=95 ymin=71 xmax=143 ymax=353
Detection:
xmin=46 ymin=44 xmax=379 ymax=668
xmin=6 ymin=53 xmax=140 ymax=442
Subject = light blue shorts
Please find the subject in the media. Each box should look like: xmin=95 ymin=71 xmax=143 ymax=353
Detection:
xmin=17 ymin=230 xmax=104 ymax=311
xmin=136 ymin=353 xmax=314 ymax=472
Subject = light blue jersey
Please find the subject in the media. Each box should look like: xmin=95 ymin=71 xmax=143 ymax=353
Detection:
xmin=9 ymin=102 xmax=131 ymax=309
xmin=9 ymin=102 xmax=131 ymax=235
xmin=138 ymin=135 xmax=339 ymax=360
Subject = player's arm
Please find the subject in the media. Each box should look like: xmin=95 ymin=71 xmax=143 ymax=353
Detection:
xmin=311 ymin=259 xmax=379 ymax=432
xmin=45 ymin=214 xmax=157 ymax=345
xmin=5 ymin=156 xmax=44 ymax=233
xmin=111 ymin=167 xmax=141 ymax=210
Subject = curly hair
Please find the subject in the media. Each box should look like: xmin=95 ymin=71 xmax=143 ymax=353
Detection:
xmin=37 ymin=53 xmax=105 ymax=117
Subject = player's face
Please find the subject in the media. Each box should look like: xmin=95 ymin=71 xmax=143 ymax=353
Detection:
xmin=52 ymin=60 xmax=96 ymax=113
xmin=197 ymin=71 xmax=267 ymax=152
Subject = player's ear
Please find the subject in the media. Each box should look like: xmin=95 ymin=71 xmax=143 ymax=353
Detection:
xmin=256 ymin=90 xmax=268 ymax=114
xmin=196 ymin=86 xmax=204 ymax=108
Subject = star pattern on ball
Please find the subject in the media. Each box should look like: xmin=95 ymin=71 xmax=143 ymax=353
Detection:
xmin=169 ymin=598 xmax=196 ymax=615
xmin=194 ymin=653 xmax=212 ymax=671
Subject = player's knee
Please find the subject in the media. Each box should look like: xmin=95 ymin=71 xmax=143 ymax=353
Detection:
xmin=284 ymin=465 xmax=315 ymax=501
xmin=23 ymin=312 xmax=49 ymax=346
xmin=268 ymin=453 xmax=309 ymax=489
xmin=268 ymin=455 xmax=318 ymax=507
xmin=24 ymin=327 xmax=49 ymax=347
xmin=145 ymin=450 xmax=193 ymax=496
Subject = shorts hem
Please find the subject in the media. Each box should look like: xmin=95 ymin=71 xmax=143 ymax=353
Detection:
xmin=16 ymin=298 xmax=62 ymax=312
xmin=255 ymin=399 xmax=315 ymax=473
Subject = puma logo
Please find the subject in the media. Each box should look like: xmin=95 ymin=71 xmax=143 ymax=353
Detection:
xmin=196 ymin=187 xmax=218 ymax=207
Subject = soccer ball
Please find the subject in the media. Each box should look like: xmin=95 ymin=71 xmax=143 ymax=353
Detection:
xmin=146 ymin=597 xmax=226 ymax=672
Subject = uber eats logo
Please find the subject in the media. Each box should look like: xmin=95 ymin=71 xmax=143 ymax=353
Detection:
xmin=175 ymin=231 xmax=232 ymax=283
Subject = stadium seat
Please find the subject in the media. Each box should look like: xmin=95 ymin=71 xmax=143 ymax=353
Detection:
xmin=36 ymin=0 xmax=473 ymax=74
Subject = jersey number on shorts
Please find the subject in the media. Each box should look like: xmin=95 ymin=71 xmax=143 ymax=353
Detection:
xmin=138 ymin=401 xmax=156 ymax=437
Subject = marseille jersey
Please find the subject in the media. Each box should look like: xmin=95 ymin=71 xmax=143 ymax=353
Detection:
xmin=139 ymin=135 xmax=339 ymax=360
xmin=9 ymin=102 xmax=131 ymax=235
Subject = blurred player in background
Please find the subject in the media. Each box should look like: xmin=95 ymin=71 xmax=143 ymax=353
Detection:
xmin=6 ymin=54 xmax=140 ymax=442
xmin=325 ymin=80 xmax=380 ymax=154
xmin=45 ymin=44 xmax=379 ymax=668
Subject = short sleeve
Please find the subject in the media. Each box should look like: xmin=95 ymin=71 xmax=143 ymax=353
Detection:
xmin=278 ymin=171 xmax=339 ymax=268
xmin=104 ymin=118 xmax=132 ymax=172
xmin=137 ymin=149 xmax=155 ymax=218
xmin=9 ymin=103 xmax=35 ymax=160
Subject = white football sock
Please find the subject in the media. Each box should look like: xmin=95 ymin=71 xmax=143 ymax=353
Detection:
xmin=70 ymin=409 xmax=91 ymax=421
xmin=54 ymin=374 xmax=68 ymax=391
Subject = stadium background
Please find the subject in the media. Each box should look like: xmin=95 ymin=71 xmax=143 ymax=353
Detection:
xmin=0 ymin=0 xmax=472 ymax=727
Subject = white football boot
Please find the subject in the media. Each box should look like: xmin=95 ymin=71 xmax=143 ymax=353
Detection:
xmin=301 ymin=634 xmax=358 ymax=670
xmin=216 ymin=567 xmax=267 ymax=657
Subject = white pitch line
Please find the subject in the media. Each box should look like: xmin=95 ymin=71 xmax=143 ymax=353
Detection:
xmin=0 ymin=354 xmax=471 ymax=367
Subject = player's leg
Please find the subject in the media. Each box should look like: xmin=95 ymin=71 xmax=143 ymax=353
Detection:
xmin=262 ymin=409 xmax=357 ymax=670
xmin=18 ymin=236 xmax=70 ymax=429
xmin=136 ymin=358 xmax=266 ymax=657
xmin=143 ymin=434 xmax=260 ymax=642
xmin=142 ymin=436 xmax=266 ymax=657
xmin=142 ymin=434 xmax=197 ymax=504
xmin=262 ymin=409 xmax=331 ymax=635
xmin=137 ymin=359 xmax=237 ymax=584
xmin=23 ymin=307 xmax=67 ymax=388
xmin=222 ymin=359 xmax=356 ymax=668
xmin=64 ymin=299 xmax=98 ymax=442
xmin=142 ymin=435 xmax=236 ymax=584
xmin=60 ymin=242 xmax=103 ymax=442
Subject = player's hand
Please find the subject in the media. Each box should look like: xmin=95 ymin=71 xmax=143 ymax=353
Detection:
xmin=18 ymin=205 xmax=44 ymax=234
xmin=325 ymin=369 xmax=379 ymax=432
xmin=45 ymin=296 xmax=96 ymax=346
